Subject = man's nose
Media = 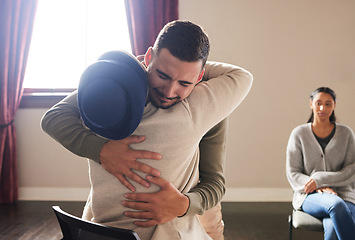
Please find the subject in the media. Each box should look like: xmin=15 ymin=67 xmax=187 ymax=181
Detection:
xmin=164 ymin=82 xmax=178 ymax=98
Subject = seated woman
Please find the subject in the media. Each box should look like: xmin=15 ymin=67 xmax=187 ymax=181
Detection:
xmin=286 ymin=87 xmax=355 ymax=240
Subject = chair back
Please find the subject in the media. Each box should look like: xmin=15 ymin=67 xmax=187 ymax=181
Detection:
xmin=52 ymin=206 xmax=141 ymax=240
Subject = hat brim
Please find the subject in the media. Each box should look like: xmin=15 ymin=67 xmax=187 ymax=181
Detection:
xmin=78 ymin=51 xmax=148 ymax=140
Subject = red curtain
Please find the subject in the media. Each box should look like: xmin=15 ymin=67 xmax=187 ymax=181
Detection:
xmin=125 ymin=0 xmax=179 ymax=56
xmin=0 ymin=0 xmax=38 ymax=204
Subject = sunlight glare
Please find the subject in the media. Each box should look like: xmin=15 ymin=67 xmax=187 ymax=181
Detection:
xmin=24 ymin=0 xmax=131 ymax=89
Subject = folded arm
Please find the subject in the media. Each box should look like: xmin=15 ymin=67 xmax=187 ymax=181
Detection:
xmin=311 ymin=131 xmax=355 ymax=188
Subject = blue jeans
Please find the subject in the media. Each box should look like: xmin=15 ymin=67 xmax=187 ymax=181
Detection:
xmin=302 ymin=193 xmax=355 ymax=240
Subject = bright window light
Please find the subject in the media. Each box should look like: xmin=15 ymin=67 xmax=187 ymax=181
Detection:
xmin=24 ymin=0 xmax=131 ymax=89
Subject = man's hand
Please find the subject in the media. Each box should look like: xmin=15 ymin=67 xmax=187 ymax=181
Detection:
xmin=304 ymin=178 xmax=317 ymax=194
xmin=122 ymin=176 xmax=190 ymax=227
xmin=100 ymin=135 xmax=162 ymax=192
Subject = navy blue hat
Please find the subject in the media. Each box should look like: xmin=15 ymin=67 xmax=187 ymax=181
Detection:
xmin=78 ymin=50 xmax=148 ymax=140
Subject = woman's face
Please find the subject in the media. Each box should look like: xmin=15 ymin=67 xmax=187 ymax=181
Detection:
xmin=310 ymin=92 xmax=336 ymax=122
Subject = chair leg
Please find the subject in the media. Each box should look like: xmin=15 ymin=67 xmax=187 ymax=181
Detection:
xmin=288 ymin=214 xmax=293 ymax=240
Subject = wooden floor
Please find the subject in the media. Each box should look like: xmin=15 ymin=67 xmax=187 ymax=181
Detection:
xmin=0 ymin=201 xmax=323 ymax=240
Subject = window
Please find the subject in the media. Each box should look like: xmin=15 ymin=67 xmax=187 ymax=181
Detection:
xmin=23 ymin=0 xmax=131 ymax=91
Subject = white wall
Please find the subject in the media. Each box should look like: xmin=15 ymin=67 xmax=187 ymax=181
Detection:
xmin=15 ymin=108 xmax=90 ymax=201
xmin=15 ymin=0 xmax=355 ymax=201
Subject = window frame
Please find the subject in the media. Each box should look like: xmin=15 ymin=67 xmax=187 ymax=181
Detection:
xmin=20 ymin=88 xmax=76 ymax=108
xmin=21 ymin=0 xmax=132 ymax=109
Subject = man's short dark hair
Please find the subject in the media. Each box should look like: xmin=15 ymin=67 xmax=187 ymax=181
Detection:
xmin=153 ymin=20 xmax=210 ymax=67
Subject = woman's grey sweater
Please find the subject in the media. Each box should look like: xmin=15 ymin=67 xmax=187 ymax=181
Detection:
xmin=286 ymin=123 xmax=355 ymax=210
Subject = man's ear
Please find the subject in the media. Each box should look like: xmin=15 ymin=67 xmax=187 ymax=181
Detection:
xmin=197 ymin=68 xmax=205 ymax=83
xmin=144 ymin=47 xmax=153 ymax=67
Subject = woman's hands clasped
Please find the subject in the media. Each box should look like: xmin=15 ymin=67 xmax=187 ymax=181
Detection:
xmin=304 ymin=178 xmax=337 ymax=195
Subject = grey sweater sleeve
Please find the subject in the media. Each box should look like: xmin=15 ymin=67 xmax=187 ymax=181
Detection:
xmin=41 ymin=91 xmax=108 ymax=163
xmin=286 ymin=126 xmax=312 ymax=193
xmin=185 ymin=119 xmax=227 ymax=216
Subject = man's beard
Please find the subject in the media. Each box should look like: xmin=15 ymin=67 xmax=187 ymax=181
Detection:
xmin=148 ymin=94 xmax=180 ymax=109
